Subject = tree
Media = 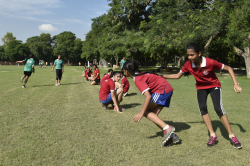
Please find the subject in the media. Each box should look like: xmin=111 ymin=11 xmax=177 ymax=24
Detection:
xmin=53 ymin=31 xmax=77 ymax=64
xmin=0 ymin=45 xmax=5 ymax=60
xmin=4 ymin=40 xmax=23 ymax=61
xmin=1 ymin=32 xmax=16 ymax=49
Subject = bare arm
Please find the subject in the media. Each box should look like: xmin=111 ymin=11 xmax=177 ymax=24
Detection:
xmin=16 ymin=60 xmax=23 ymax=63
xmin=133 ymin=90 xmax=151 ymax=123
xmin=163 ymin=72 xmax=183 ymax=79
xmin=223 ymin=65 xmax=242 ymax=93
xmin=111 ymin=91 xmax=120 ymax=112
xmin=62 ymin=65 xmax=64 ymax=72
xmin=52 ymin=65 xmax=55 ymax=71
xmin=32 ymin=66 xmax=35 ymax=73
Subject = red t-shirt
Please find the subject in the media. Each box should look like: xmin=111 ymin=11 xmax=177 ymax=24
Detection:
xmin=94 ymin=68 xmax=100 ymax=79
xmin=134 ymin=73 xmax=173 ymax=94
xmin=180 ymin=57 xmax=224 ymax=90
xmin=84 ymin=70 xmax=88 ymax=79
xmin=101 ymin=73 xmax=110 ymax=85
xmin=121 ymin=76 xmax=130 ymax=90
xmin=99 ymin=78 xmax=115 ymax=101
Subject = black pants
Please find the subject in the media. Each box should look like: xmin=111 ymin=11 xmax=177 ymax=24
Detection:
xmin=197 ymin=87 xmax=226 ymax=116
xmin=56 ymin=69 xmax=62 ymax=80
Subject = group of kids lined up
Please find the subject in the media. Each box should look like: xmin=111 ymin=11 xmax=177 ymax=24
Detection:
xmin=17 ymin=43 xmax=243 ymax=149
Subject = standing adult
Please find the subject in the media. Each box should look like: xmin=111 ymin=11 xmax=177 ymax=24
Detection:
xmin=52 ymin=55 xmax=64 ymax=86
xmin=120 ymin=57 xmax=126 ymax=70
xmin=16 ymin=54 xmax=35 ymax=88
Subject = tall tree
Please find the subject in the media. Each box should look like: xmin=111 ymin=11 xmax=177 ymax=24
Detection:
xmin=1 ymin=32 xmax=16 ymax=49
xmin=53 ymin=31 xmax=76 ymax=64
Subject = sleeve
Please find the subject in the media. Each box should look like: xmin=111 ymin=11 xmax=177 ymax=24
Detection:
xmin=121 ymin=78 xmax=125 ymax=86
xmin=54 ymin=60 xmax=56 ymax=65
xmin=212 ymin=60 xmax=224 ymax=70
xmin=180 ymin=62 xmax=189 ymax=74
xmin=135 ymin=77 xmax=150 ymax=94
xmin=110 ymin=80 xmax=115 ymax=91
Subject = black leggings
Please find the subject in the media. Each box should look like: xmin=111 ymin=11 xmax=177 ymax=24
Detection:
xmin=56 ymin=69 xmax=62 ymax=80
xmin=197 ymin=87 xmax=226 ymax=117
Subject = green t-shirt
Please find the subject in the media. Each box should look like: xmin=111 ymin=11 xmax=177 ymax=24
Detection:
xmin=54 ymin=59 xmax=64 ymax=69
xmin=23 ymin=58 xmax=35 ymax=72
xmin=120 ymin=59 xmax=126 ymax=67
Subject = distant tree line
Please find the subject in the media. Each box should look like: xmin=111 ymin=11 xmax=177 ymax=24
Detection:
xmin=0 ymin=31 xmax=83 ymax=64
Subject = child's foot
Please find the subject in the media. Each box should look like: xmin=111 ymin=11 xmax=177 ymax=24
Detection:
xmin=22 ymin=85 xmax=26 ymax=88
xmin=20 ymin=77 xmax=24 ymax=82
xmin=123 ymin=92 xmax=128 ymax=97
xmin=161 ymin=126 xmax=175 ymax=146
xmin=163 ymin=133 xmax=180 ymax=146
xmin=114 ymin=107 xmax=123 ymax=113
xmin=207 ymin=133 xmax=218 ymax=147
xmin=58 ymin=83 xmax=61 ymax=85
xmin=102 ymin=104 xmax=109 ymax=110
xmin=55 ymin=84 xmax=58 ymax=86
xmin=230 ymin=137 xmax=242 ymax=149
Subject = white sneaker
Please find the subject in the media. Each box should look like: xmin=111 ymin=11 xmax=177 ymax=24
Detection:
xmin=123 ymin=92 xmax=128 ymax=97
xmin=55 ymin=84 xmax=58 ymax=86
xmin=22 ymin=85 xmax=26 ymax=88
xmin=58 ymin=83 xmax=61 ymax=85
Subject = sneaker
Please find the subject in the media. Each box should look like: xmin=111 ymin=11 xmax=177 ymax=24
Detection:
xmin=123 ymin=92 xmax=128 ymax=97
xmin=163 ymin=133 xmax=180 ymax=147
xmin=114 ymin=106 xmax=125 ymax=112
xmin=102 ymin=104 xmax=109 ymax=110
xmin=207 ymin=133 xmax=218 ymax=147
xmin=55 ymin=84 xmax=58 ymax=86
xmin=22 ymin=85 xmax=26 ymax=88
xmin=58 ymin=83 xmax=61 ymax=85
xmin=161 ymin=126 xmax=175 ymax=146
xmin=230 ymin=137 xmax=242 ymax=149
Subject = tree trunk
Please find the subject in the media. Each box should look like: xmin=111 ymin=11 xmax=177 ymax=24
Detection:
xmin=244 ymin=55 xmax=250 ymax=78
xmin=233 ymin=46 xmax=250 ymax=78
xmin=204 ymin=31 xmax=219 ymax=58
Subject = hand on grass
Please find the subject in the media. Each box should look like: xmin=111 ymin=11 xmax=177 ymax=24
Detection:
xmin=234 ymin=85 xmax=242 ymax=93
xmin=133 ymin=113 xmax=143 ymax=123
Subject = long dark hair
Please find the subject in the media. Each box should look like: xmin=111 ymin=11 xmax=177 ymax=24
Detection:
xmin=109 ymin=71 xmax=121 ymax=78
xmin=123 ymin=60 xmax=163 ymax=77
xmin=183 ymin=43 xmax=203 ymax=76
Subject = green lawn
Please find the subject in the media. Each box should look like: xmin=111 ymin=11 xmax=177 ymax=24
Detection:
xmin=0 ymin=65 xmax=249 ymax=166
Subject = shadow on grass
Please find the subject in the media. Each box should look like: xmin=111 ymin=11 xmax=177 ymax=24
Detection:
xmin=147 ymin=121 xmax=191 ymax=139
xmin=60 ymin=82 xmax=81 ymax=85
xmin=126 ymin=92 xmax=137 ymax=96
xmin=122 ymin=103 xmax=141 ymax=109
xmin=187 ymin=120 xmax=246 ymax=140
xmin=33 ymin=84 xmax=55 ymax=87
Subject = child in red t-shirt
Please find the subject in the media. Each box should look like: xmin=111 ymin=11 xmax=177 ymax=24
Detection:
xmin=123 ymin=60 xmax=179 ymax=146
xmin=163 ymin=43 xmax=242 ymax=149
xmin=101 ymin=69 xmax=113 ymax=85
xmin=120 ymin=71 xmax=130 ymax=97
xmin=91 ymin=65 xmax=100 ymax=85
xmin=99 ymin=71 xmax=125 ymax=113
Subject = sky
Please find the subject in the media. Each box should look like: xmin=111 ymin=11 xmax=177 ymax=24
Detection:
xmin=0 ymin=0 xmax=111 ymax=45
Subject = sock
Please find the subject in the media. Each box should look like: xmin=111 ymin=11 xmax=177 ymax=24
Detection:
xmin=163 ymin=125 xmax=169 ymax=130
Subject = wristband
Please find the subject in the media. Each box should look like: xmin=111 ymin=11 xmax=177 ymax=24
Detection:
xmin=234 ymin=83 xmax=239 ymax=85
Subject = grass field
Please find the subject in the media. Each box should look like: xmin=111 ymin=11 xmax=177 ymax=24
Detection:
xmin=0 ymin=65 xmax=250 ymax=166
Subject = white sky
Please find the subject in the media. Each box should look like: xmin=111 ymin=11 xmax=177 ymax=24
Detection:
xmin=0 ymin=0 xmax=111 ymax=45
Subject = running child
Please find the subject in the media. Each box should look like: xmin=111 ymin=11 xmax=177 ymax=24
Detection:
xmin=101 ymin=69 xmax=113 ymax=85
xmin=123 ymin=60 xmax=179 ymax=146
xmin=52 ymin=55 xmax=64 ymax=86
xmin=16 ymin=54 xmax=35 ymax=88
xmin=99 ymin=71 xmax=125 ymax=113
xmin=120 ymin=71 xmax=130 ymax=97
xmin=91 ymin=64 xmax=100 ymax=85
xmin=163 ymin=43 xmax=242 ymax=149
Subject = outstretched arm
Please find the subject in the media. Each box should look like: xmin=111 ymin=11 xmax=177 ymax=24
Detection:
xmin=163 ymin=72 xmax=183 ymax=79
xmin=133 ymin=90 xmax=151 ymax=123
xmin=16 ymin=60 xmax=23 ymax=63
xmin=223 ymin=65 xmax=242 ymax=93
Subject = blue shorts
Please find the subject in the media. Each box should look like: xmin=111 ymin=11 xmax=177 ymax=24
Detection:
xmin=100 ymin=93 xmax=112 ymax=104
xmin=151 ymin=91 xmax=173 ymax=107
